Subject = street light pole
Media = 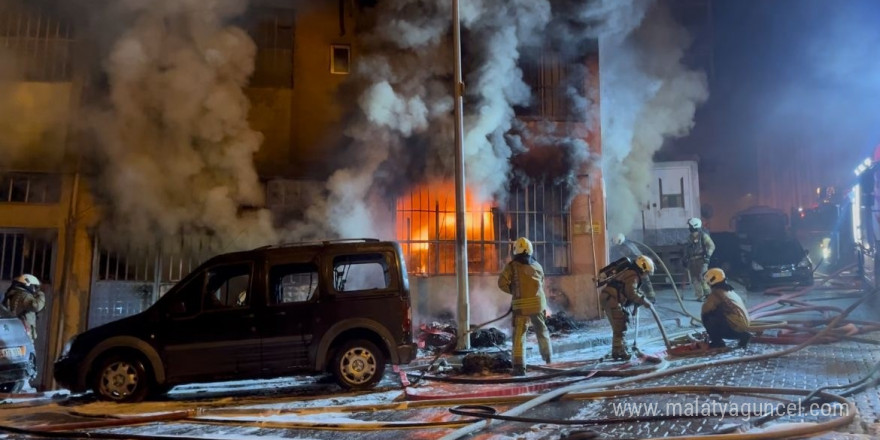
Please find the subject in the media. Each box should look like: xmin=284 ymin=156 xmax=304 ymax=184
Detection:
xmin=452 ymin=0 xmax=470 ymax=351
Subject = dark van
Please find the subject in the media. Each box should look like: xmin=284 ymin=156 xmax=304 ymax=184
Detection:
xmin=54 ymin=239 xmax=415 ymax=402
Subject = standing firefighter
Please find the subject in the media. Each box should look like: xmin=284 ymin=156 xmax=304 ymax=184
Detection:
xmin=683 ymin=217 xmax=715 ymax=301
xmin=702 ymin=268 xmax=752 ymax=349
xmin=611 ymin=233 xmax=656 ymax=303
xmin=600 ymin=256 xmax=655 ymax=360
xmin=498 ymin=237 xmax=553 ymax=376
xmin=2 ymin=274 xmax=46 ymax=342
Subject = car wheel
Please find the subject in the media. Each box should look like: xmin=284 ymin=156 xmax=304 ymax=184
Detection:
xmin=0 ymin=380 xmax=25 ymax=394
xmin=93 ymin=354 xmax=151 ymax=403
xmin=332 ymin=339 xmax=386 ymax=390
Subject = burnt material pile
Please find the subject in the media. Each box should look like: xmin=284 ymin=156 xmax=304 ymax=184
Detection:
xmin=460 ymin=352 xmax=513 ymax=375
xmin=544 ymin=311 xmax=582 ymax=334
xmin=470 ymin=327 xmax=507 ymax=348
xmin=418 ymin=322 xmax=457 ymax=352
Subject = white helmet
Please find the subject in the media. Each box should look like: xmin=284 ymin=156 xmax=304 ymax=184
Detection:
xmin=14 ymin=274 xmax=40 ymax=293
xmin=514 ymin=237 xmax=533 ymax=255
xmin=687 ymin=217 xmax=702 ymax=230
xmin=635 ymin=255 xmax=655 ymax=275
xmin=612 ymin=233 xmax=626 ymax=246
xmin=703 ymin=268 xmax=726 ymax=286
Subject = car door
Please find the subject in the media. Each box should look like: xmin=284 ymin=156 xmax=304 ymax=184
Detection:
xmin=259 ymin=255 xmax=319 ymax=376
xmin=157 ymin=261 xmax=262 ymax=383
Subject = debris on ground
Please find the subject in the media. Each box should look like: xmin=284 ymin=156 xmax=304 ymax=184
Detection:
xmin=470 ymin=327 xmax=507 ymax=348
xmin=460 ymin=352 xmax=513 ymax=375
xmin=418 ymin=321 xmax=457 ymax=352
xmin=543 ymin=311 xmax=583 ymax=334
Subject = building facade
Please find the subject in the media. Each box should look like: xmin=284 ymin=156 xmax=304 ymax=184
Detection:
xmin=0 ymin=0 xmax=608 ymax=389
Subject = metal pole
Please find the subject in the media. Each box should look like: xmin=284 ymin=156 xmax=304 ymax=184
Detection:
xmin=452 ymin=0 xmax=470 ymax=351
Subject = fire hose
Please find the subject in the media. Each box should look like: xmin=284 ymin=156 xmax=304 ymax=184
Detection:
xmin=438 ymin=280 xmax=874 ymax=440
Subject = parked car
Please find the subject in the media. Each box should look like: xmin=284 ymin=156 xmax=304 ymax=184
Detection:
xmin=739 ymin=237 xmax=814 ymax=291
xmin=54 ymin=239 xmax=416 ymax=402
xmin=0 ymin=305 xmax=36 ymax=393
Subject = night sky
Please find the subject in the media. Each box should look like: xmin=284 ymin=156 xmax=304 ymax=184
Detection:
xmin=668 ymin=0 xmax=880 ymax=230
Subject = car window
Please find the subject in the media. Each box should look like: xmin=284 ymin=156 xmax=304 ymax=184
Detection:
xmin=166 ymin=271 xmax=206 ymax=318
xmin=269 ymin=263 xmax=319 ymax=305
xmin=332 ymin=252 xmax=391 ymax=293
xmin=204 ymin=263 xmax=252 ymax=310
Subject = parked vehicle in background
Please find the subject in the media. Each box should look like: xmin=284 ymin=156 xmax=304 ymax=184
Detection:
xmin=54 ymin=239 xmax=416 ymax=402
xmin=711 ymin=206 xmax=814 ymax=291
xmin=0 ymin=305 xmax=36 ymax=393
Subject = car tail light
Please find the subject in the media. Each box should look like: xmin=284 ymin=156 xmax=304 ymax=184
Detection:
xmin=402 ymin=301 xmax=412 ymax=338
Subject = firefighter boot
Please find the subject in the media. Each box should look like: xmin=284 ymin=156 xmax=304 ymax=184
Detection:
xmin=610 ymin=333 xmax=631 ymax=361
xmin=511 ymin=365 xmax=526 ymax=377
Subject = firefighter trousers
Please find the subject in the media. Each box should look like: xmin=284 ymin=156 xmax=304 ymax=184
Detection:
xmin=512 ymin=313 xmax=552 ymax=369
xmin=601 ymin=293 xmax=631 ymax=354
xmin=688 ymin=259 xmax=710 ymax=299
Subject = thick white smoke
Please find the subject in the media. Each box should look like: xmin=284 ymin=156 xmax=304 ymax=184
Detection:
xmin=599 ymin=1 xmax=709 ymax=234
xmin=88 ymin=0 xmax=277 ymax=255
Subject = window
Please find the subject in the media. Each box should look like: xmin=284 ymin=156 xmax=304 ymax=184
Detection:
xmin=270 ymin=263 xmax=319 ymax=305
xmin=659 ymin=177 xmax=685 ymax=209
xmin=0 ymin=173 xmax=62 ymax=204
xmin=0 ymin=6 xmax=73 ymax=81
xmin=204 ymin=264 xmax=252 ymax=310
xmin=330 ymin=45 xmax=351 ymax=75
xmin=516 ymin=50 xmax=587 ymax=122
xmin=395 ymin=182 xmax=571 ymax=275
xmin=167 ymin=272 xmax=206 ymax=318
xmin=247 ymin=10 xmax=294 ymax=88
xmin=332 ymin=253 xmax=389 ymax=292
xmin=0 ymin=231 xmax=54 ymax=282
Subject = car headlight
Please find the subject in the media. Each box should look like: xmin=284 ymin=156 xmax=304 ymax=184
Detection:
xmin=751 ymin=261 xmax=764 ymax=271
xmin=60 ymin=336 xmax=76 ymax=357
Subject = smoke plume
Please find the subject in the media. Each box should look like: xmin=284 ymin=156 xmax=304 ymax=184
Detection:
xmin=87 ymin=0 xmax=277 ymax=256
xmin=599 ymin=1 xmax=709 ymax=234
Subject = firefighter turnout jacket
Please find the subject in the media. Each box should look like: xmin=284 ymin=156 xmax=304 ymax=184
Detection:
xmin=498 ymin=253 xmax=548 ymax=316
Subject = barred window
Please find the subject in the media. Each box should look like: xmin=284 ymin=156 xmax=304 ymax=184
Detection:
xmin=395 ymin=182 xmax=571 ymax=275
xmin=246 ymin=9 xmax=294 ymax=89
xmin=0 ymin=6 xmax=73 ymax=82
xmin=495 ymin=184 xmax=572 ymax=275
xmin=516 ymin=51 xmax=586 ymax=122
xmin=0 ymin=231 xmax=54 ymax=283
xmin=0 ymin=173 xmax=61 ymax=204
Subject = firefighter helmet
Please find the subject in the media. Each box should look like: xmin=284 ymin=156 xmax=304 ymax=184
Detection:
xmin=612 ymin=233 xmax=626 ymax=246
xmin=14 ymin=274 xmax=40 ymax=293
xmin=514 ymin=237 xmax=533 ymax=255
xmin=687 ymin=217 xmax=702 ymax=230
xmin=704 ymin=268 xmax=726 ymax=286
xmin=635 ymin=255 xmax=655 ymax=275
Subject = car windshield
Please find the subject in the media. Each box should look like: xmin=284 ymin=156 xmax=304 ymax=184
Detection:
xmin=753 ymin=239 xmax=805 ymax=265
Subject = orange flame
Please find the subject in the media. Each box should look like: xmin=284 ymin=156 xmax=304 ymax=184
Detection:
xmin=396 ymin=181 xmax=497 ymax=274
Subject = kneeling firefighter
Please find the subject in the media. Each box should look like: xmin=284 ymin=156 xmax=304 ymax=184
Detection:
xmin=701 ymin=268 xmax=752 ymax=349
xmin=498 ymin=237 xmax=553 ymax=376
xmin=600 ymin=256 xmax=655 ymax=360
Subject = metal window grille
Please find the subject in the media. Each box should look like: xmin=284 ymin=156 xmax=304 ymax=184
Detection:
xmin=517 ymin=52 xmax=586 ymax=122
xmin=95 ymin=246 xmax=200 ymax=284
xmin=0 ymin=230 xmax=55 ymax=282
xmin=0 ymin=5 xmax=73 ymax=82
xmin=0 ymin=172 xmax=62 ymax=204
xmin=247 ymin=10 xmax=294 ymax=89
xmin=395 ymin=183 xmax=571 ymax=275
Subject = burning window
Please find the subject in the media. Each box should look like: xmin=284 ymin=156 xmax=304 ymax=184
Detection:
xmin=395 ymin=182 xmax=571 ymax=275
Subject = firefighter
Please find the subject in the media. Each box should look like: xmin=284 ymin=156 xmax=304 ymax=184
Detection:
xmin=611 ymin=233 xmax=656 ymax=303
xmin=683 ymin=217 xmax=715 ymax=301
xmin=498 ymin=237 xmax=553 ymax=376
xmin=701 ymin=268 xmax=752 ymax=349
xmin=600 ymin=256 xmax=655 ymax=360
xmin=2 ymin=274 xmax=46 ymax=343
